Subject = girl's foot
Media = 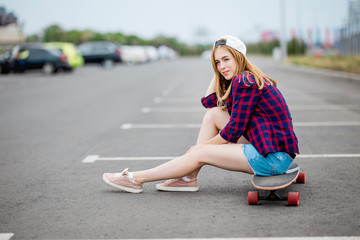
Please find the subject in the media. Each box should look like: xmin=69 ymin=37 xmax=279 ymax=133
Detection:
xmin=103 ymin=168 xmax=143 ymax=193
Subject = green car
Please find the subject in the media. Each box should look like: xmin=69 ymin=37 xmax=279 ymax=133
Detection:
xmin=44 ymin=42 xmax=84 ymax=69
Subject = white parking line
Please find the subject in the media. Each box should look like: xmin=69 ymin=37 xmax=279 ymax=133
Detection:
xmin=110 ymin=238 xmax=360 ymax=240
xmin=162 ymin=84 xmax=179 ymax=96
xmin=120 ymin=121 xmax=360 ymax=129
xmin=142 ymin=105 xmax=360 ymax=113
xmin=294 ymin=121 xmax=360 ymax=127
xmin=82 ymin=154 xmax=360 ymax=163
xmin=142 ymin=107 xmax=204 ymax=113
xmin=290 ymin=104 xmax=360 ymax=110
xmin=162 ymin=90 xmax=170 ymax=96
xmin=154 ymin=97 xmax=198 ymax=103
xmin=82 ymin=155 xmax=176 ymax=163
xmin=297 ymin=154 xmax=360 ymax=158
xmin=0 ymin=233 xmax=14 ymax=240
xmin=121 ymin=123 xmax=201 ymax=129
xmin=0 ymin=234 xmax=358 ymax=240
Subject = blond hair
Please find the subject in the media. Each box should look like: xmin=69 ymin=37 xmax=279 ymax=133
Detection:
xmin=211 ymin=44 xmax=277 ymax=110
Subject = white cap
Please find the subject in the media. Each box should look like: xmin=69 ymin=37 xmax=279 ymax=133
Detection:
xmin=213 ymin=35 xmax=247 ymax=56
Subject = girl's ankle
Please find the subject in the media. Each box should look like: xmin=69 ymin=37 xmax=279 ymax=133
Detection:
xmin=132 ymin=172 xmax=144 ymax=184
xmin=184 ymin=176 xmax=197 ymax=181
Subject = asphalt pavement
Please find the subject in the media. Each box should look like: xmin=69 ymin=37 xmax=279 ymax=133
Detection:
xmin=0 ymin=57 xmax=359 ymax=240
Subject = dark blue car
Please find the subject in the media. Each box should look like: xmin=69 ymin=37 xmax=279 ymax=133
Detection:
xmin=1 ymin=46 xmax=70 ymax=74
xmin=77 ymin=41 xmax=122 ymax=68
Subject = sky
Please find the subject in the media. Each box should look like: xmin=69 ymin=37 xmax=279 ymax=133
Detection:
xmin=0 ymin=0 xmax=350 ymax=44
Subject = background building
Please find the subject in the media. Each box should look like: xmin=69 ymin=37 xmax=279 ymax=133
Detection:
xmin=0 ymin=6 xmax=24 ymax=53
xmin=340 ymin=0 xmax=360 ymax=55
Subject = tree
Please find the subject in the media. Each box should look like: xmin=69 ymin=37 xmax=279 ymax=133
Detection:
xmin=80 ymin=30 xmax=95 ymax=43
xmin=247 ymin=40 xmax=280 ymax=55
xmin=37 ymin=24 xmax=209 ymax=55
xmin=287 ymin=38 xmax=306 ymax=55
xmin=26 ymin=34 xmax=40 ymax=43
xmin=103 ymin=32 xmax=126 ymax=44
xmin=42 ymin=24 xmax=67 ymax=42
xmin=66 ymin=30 xmax=82 ymax=45
xmin=124 ymin=35 xmax=147 ymax=45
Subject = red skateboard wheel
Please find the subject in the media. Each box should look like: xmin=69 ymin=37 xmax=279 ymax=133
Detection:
xmin=288 ymin=192 xmax=299 ymax=206
xmin=296 ymin=172 xmax=305 ymax=183
xmin=248 ymin=191 xmax=259 ymax=205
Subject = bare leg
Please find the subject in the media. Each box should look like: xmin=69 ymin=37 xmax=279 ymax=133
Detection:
xmin=196 ymin=107 xmax=251 ymax=145
xmin=196 ymin=107 xmax=230 ymax=144
xmin=187 ymin=107 xmax=250 ymax=179
xmin=182 ymin=107 xmax=229 ymax=179
xmin=134 ymin=143 xmax=254 ymax=184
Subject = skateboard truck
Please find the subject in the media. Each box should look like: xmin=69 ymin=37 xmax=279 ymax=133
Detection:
xmin=260 ymin=190 xmax=287 ymax=201
xmin=248 ymin=190 xmax=300 ymax=206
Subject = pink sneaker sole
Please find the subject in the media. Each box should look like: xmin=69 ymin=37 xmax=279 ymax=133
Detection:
xmin=156 ymin=184 xmax=199 ymax=192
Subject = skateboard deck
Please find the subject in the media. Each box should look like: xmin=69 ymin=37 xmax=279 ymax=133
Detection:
xmin=248 ymin=162 xmax=305 ymax=206
xmin=252 ymin=162 xmax=300 ymax=190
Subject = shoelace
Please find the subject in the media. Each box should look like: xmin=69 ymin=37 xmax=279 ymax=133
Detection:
xmin=114 ymin=168 xmax=129 ymax=179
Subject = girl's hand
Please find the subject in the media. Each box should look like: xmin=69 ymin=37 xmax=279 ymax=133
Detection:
xmin=186 ymin=145 xmax=196 ymax=154
xmin=205 ymin=75 xmax=216 ymax=96
xmin=186 ymin=145 xmax=204 ymax=154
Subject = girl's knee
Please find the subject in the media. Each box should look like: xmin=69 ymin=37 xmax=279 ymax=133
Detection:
xmin=187 ymin=145 xmax=209 ymax=165
xmin=203 ymin=107 xmax=217 ymax=122
xmin=204 ymin=107 xmax=222 ymax=118
xmin=203 ymin=107 xmax=228 ymax=124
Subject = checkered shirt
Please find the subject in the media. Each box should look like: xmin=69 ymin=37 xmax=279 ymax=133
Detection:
xmin=201 ymin=72 xmax=299 ymax=156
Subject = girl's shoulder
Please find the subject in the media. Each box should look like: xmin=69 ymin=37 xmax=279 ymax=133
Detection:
xmin=233 ymin=72 xmax=256 ymax=87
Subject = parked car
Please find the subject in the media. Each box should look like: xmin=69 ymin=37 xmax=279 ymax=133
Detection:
xmin=144 ymin=46 xmax=159 ymax=62
xmin=120 ymin=45 xmax=148 ymax=64
xmin=158 ymin=45 xmax=178 ymax=60
xmin=0 ymin=45 xmax=70 ymax=74
xmin=77 ymin=41 xmax=121 ymax=67
xmin=44 ymin=42 xmax=84 ymax=70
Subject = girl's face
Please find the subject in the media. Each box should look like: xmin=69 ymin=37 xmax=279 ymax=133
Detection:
xmin=214 ymin=47 xmax=236 ymax=80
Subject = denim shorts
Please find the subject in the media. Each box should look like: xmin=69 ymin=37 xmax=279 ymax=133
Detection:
xmin=243 ymin=144 xmax=294 ymax=176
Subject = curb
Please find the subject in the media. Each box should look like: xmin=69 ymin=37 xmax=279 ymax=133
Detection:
xmin=277 ymin=63 xmax=360 ymax=81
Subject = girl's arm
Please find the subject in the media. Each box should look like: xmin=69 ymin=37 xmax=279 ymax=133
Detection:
xmin=205 ymin=134 xmax=228 ymax=145
xmin=201 ymin=75 xmax=217 ymax=109
xmin=220 ymin=75 xmax=261 ymax=143
xmin=205 ymin=75 xmax=216 ymax=97
xmin=187 ymin=134 xmax=228 ymax=154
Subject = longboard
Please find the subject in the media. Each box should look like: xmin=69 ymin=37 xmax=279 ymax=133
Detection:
xmin=248 ymin=162 xmax=305 ymax=206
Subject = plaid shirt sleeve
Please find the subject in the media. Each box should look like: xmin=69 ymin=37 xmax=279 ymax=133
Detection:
xmin=220 ymin=75 xmax=260 ymax=143
xmin=201 ymin=92 xmax=218 ymax=108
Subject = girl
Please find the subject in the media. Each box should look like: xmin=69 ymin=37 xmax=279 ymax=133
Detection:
xmin=103 ymin=35 xmax=299 ymax=193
